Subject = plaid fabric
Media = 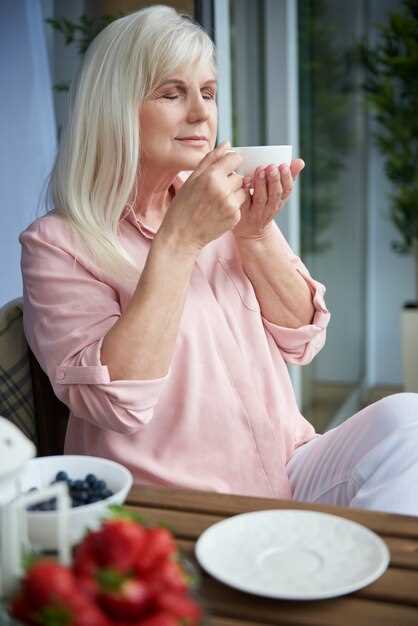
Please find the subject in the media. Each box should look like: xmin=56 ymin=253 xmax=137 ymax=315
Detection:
xmin=0 ymin=297 xmax=37 ymax=444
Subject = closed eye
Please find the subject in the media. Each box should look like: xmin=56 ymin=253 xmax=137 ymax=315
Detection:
xmin=162 ymin=92 xmax=216 ymax=101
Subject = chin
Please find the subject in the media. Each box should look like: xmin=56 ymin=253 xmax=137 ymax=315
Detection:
xmin=177 ymin=155 xmax=207 ymax=170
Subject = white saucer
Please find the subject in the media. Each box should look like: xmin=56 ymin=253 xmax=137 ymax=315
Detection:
xmin=195 ymin=509 xmax=390 ymax=600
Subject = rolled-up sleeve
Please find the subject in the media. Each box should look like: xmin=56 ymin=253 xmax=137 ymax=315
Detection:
xmin=261 ymin=227 xmax=331 ymax=366
xmin=20 ymin=219 xmax=170 ymax=434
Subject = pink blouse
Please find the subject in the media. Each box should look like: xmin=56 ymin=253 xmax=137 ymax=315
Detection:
xmin=20 ymin=173 xmax=330 ymax=499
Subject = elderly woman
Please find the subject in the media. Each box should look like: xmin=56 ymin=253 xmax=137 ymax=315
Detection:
xmin=21 ymin=5 xmax=418 ymax=515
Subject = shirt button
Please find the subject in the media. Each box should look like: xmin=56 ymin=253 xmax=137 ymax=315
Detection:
xmin=57 ymin=371 xmax=65 ymax=381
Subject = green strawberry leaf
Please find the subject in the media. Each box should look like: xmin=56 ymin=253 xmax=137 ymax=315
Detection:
xmin=36 ymin=604 xmax=71 ymax=626
xmin=21 ymin=550 xmax=46 ymax=572
xmin=106 ymin=504 xmax=145 ymax=525
xmin=96 ymin=567 xmax=128 ymax=593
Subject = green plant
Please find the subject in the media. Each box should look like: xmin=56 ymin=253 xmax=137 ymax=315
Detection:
xmin=357 ymin=0 xmax=418 ymax=303
xmin=298 ymin=0 xmax=354 ymax=255
xmin=46 ymin=13 xmax=123 ymax=91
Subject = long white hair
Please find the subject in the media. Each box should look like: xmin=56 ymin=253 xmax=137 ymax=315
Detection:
xmin=48 ymin=5 xmax=216 ymax=277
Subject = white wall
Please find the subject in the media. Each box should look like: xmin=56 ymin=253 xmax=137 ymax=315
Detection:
xmin=366 ymin=0 xmax=414 ymax=386
xmin=0 ymin=0 xmax=56 ymax=305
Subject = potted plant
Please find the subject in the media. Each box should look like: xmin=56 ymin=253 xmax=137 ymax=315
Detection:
xmin=357 ymin=0 xmax=418 ymax=391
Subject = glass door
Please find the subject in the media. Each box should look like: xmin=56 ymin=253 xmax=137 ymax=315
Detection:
xmin=213 ymin=0 xmax=368 ymax=430
xmin=298 ymin=0 xmax=368 ymax=430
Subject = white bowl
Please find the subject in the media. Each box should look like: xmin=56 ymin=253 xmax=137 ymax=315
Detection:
xmin=19 ymin=455 xmax=133 ymax=550
xmin=233 ymin=145 xmax=292 ymax=177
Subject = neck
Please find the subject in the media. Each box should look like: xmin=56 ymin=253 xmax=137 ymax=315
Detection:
xmin=131 ymin=169 xmax=178 ymax=230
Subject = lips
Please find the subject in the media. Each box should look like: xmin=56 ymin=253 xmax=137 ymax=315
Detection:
xmin=176 ymin=136 xmax=207 ymax=141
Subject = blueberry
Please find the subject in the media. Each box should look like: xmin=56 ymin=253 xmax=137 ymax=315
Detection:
xmin=26 ymin=471 xmax=111 ymax=509
xmin=78 ymin=491 xmax=90 ymax=504
xmin=55 ymin=471 xmax=69 ymax=482
xmin=85 ymin=473 xmax=97 ymax=487
xmin=95 ymin=480 xmax=106 ymax=492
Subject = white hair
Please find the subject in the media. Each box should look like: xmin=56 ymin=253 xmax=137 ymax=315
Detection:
xmin=47 ymin=5 xmax=216 ymax=278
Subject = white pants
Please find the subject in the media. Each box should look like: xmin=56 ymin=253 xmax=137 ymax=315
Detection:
xmin=286 ymin=393 xmax=418 ymax=516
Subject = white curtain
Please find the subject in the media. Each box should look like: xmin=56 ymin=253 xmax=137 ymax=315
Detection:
xmin=0 ymin=0 xmax=57 ymax=304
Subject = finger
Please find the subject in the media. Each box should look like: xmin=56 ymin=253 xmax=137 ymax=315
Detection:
xmin=242 ymin=175 xmax=252 ymax=189
xmin=278 ymin=164 xmax=292 ymax=198
xmin=226 ymin=172 xmax=245 ymax=194
xmin=192 ymin=140 xmax=232 ymax=176
xmin=253 ymin=166 xmax=268 ymax=205
xmin=233 ymin=187 xmax=248 ymax=209
xmin=289 ymin=158 xmax=305 ymax=180
xmin=266 ymin=165 xmax=282 ymax=207
xmin=238 ymin=187 xmax=251 ymax=213
xmin=212 ymin=150 xmax=243 ymax=176
xmin=251 ymin=166 xmax=264 ymax=184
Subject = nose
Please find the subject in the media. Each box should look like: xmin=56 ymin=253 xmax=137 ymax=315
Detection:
xmin=186 ymin=91 xmax=211 ymax=123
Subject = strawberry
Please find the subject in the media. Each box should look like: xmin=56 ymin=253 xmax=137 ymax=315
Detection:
xmin=72 ymin=530 xmax=99 ymax=578
xmin=154 ymin=592 xmax=202 ymax=626
xmin=135 ymin=528 xmax=177 ymax=574
xmin=77 ymin=574 xmax=99 ymax=601
xmin=96 ymin=568 xmax=152 ymax=621
xmin=9 ymin=593 xmax=36 ymax=625
xmin=72 ymin=532 xmax=101 ymax=599
xmin=23 ymin=559 xmax=76 ymax=610
xmin=13 ymin=558 xmax=111 ymax=626
xmin=143 ymin=558 xmax=189 ymax=595
xmin=138 ymin=612 xmax=181 ymax=626
xmin=35 ymin=591 xmax=111 ymax=626
xmin=91 ymin=519 xmax=147 ymax=573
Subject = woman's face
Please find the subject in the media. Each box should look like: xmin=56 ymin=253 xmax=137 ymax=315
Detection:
xmin=139 ymin=61 xmax=218 ymax=175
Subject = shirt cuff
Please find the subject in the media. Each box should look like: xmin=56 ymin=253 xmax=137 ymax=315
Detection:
xmin=262 ymin=264 xmax=330 ymax=363
xmin=55 ymin=338 xmax=171 ymax=413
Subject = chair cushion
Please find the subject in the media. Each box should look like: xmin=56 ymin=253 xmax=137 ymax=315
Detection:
xmin=0 ymin=297 xmax=37 ymax=444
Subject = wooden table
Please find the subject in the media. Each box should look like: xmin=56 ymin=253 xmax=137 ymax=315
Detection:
xmin=126 ymin=485 xmax=418 ymax=626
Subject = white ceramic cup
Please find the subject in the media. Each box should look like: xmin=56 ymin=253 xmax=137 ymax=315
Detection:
xmin=232 ymin=145 xmax=292 ymax=177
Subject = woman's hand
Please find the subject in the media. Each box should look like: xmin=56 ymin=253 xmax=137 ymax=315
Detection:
xmin=232 ymin=159 xmax=305 ymax=241
xmin=158 ymin=142 xmax=246 ymax=253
